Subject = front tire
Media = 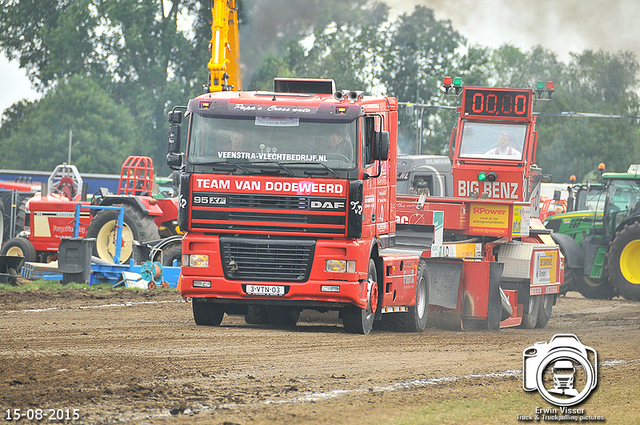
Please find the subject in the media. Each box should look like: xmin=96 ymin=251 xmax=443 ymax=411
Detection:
xmin=343 ymin=258 xmax=378 ymax=335
xmin=192 ymin=299 xmax=224 ymax=326
xmin=607 ymin=221 xmax=640 ymax=300
xmin=1 ymin=237 xmax=36 ymax=262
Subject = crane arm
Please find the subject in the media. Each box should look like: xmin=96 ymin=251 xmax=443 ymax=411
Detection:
xmin=208 ymin=0 xmax=241 ymax=92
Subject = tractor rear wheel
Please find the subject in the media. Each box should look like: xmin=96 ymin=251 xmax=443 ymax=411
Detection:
xmin=86 ymin=204 xmax=160 ymax=263
xmin=574 ymin=274 xmax=617 ymax=299
xmin=606 ymin=221 xmax=640 ymax=300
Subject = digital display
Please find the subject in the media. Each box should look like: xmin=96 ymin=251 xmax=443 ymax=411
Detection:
xmin=462 ymin=88 xmax=532 ymax=119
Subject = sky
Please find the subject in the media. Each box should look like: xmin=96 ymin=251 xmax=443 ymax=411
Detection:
xmin=1 ymin=0 xmax=639 ymax=114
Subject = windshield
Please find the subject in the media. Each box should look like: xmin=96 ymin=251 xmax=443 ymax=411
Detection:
xmin=187 ymin=114 xmax=357 ymax=168
xmin=459 ymin=122 xmax=527 ymax=160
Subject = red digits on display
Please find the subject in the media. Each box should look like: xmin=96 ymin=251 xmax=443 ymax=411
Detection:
xmin=486 ymin=94 xmax=497 ymax=114
xmin=472 ymin=93 xmax=483 ymax=114
xmin=515 ymin=94 xmax=527 ymax=115
xmin=465 ymin=90 xmax=529 ymax=117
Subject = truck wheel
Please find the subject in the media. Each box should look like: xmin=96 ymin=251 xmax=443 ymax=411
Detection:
xmin=519 ymin=295 xmax=541 ymax=329
xmin=575 ymin=274 xmax=617 ymax=299
xmin=535 ymin=294 xmax=554 ymax=329
xmin=0 ymin=237 xmax=36 ymax=262
xmin=192 ymin=299 xmax=224 ymax=326
xmin=606 ymin=221 xmax=640 ymax=300
xmin=86 ymin=204 xmax=160 ymax=263
xmin=343 ymin=258 xmax=378 ymax=335
xmin=267 ymin=306 xmax=300 ymax=327
xmin=245 ymin=305 xmax=270 ymax=325
xmin=400 ymin=260 xmax=429 ymax=332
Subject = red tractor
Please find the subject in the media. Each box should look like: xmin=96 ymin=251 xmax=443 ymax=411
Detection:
xmin=1 ymin=157 xmax=181 ymax=266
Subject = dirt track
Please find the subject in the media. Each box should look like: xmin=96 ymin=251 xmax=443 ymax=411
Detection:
xmin=1 ymin=289 xmax=639 ymax=424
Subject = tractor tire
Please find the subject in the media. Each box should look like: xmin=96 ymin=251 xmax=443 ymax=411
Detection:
xmin=86 ymin=204 xmax=160 ymax=263
xmin=574 ymin=274 xmax=617 ymax=300
xmin=1 ymin=237 xmax=36 ymax=262
xmin=192 ymin=299 xmax=224 ymax=326
xmin=159 ymin=242 xmax=182 ymax=267
xmin=343 ymin=258 xmax=378 ymax=335
xmin=606 ymin=221 xmax=640 ymax=301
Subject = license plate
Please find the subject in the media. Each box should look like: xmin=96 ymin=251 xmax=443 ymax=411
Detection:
xmin=245 ymin=285 xmax=285 ymax=296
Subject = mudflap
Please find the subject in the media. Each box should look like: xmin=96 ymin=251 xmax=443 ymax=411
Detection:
xmin=425 ymin=258 xmax=464 ymax=330
xmin=486 ymin=262 xmax=505 ymax=331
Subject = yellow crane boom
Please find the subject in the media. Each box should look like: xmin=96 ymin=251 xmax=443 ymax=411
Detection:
xmin=208 ymin=0 xmax=241 ymax=92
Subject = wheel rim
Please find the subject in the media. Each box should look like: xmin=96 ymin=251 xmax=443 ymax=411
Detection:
xmin=94 ymin=219 xmax=135 ymax=263
xmin=5 ymin=246 xmax=24 ymax=257
xmin=369 ymin=280 xmax=379 ymax=314
xmin=416 ymin=275 xmax=427 ymax=319
xmin=583 ymin=276 xmax=604 ymax=288
xmin=620 ymin=240 xmax=640 ymax=284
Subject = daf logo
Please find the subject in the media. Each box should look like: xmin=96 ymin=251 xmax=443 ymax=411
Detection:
xmin=311 ymin=201 xmax=345 ymax=210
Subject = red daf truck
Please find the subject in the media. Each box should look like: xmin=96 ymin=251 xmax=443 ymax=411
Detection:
xmin=167 ymin=78 xmax=561 ymax=334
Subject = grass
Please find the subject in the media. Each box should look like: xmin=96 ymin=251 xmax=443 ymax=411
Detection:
xmin=386 ymin=368 xmax=639 ymax=425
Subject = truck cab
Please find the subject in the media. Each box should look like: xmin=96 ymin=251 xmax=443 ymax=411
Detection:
xmin=168 ymin=78 xmax=401 ymax=333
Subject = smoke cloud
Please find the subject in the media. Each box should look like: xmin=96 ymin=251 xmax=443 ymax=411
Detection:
xmin=384 ymin=0 xmax=640 ymax=62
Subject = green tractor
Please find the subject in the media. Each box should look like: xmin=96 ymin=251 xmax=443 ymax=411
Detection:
xmin=544 ymin=164 xmax=640 ymax=300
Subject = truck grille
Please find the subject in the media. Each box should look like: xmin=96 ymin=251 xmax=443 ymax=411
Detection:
xmin=191 ymin=192 xmax=346 ymax=235
xmin=220 ymin=237 xmax=315 ymax=282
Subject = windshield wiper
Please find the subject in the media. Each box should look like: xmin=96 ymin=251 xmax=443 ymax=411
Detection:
xmin=195 ymin=160 xmax=251 ymax=174
xmin=248 ymin=160 xmax=294 ymax=176
xmin=287 ymin=162 xmax=339 ymax=178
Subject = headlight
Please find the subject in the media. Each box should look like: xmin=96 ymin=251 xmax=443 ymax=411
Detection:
xmin=326 ymin=260 xmax=356 ymax=273
xmin=183 ymin=254 xmax=209 ymax=267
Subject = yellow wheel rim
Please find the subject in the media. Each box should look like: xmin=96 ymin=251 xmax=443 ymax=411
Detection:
xmin=620 ymin=240 xmax=640 ymax=284
xmin=5 ymin=246 xmax=24 ymax=257
xmin=583 ymin=276 xmax=604 ymax=287
xmin=94 ymin=219 xmax=135 ymax=263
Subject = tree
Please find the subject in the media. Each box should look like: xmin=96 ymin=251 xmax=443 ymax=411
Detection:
xmin=0 ymin=0 xmax=207 ymax=174
xmin=380 ymin=6 xmax=465 ymax=155
xmin=535 ymin=50 xmax=640 ymax=181
xmin=0 ymin=76 xmax=139 ymax=174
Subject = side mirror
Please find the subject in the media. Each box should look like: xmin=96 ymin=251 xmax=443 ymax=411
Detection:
xmin=166 ymin=152 xmax=184 ymax=170
xmin=168 ymin=110 xmax=182 ymax=124
xmin=167 ymin=111 xmax=182 ymax=154
xmin=372 ymin=131 xmax=389 ymax=161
